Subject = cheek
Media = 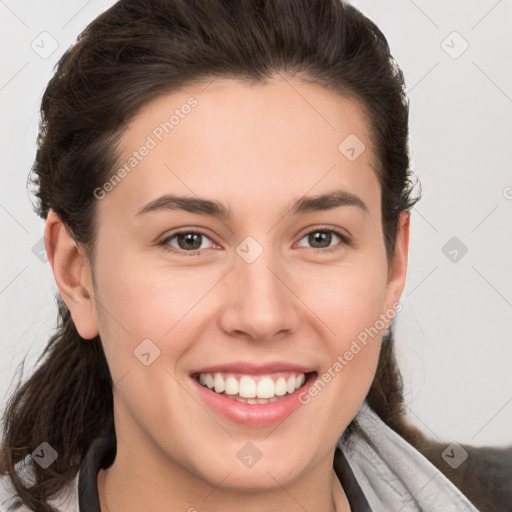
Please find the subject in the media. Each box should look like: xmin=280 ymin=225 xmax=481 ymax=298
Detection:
xmin=300 ymin=253 xmax=389 ymax=342
xmin=297 ymin=252 xmax=388 ymax=403
xmin=300 ymin=279 xmax=385 ymax=425
xmin=92 ymin=254 xmax=224 ymax=369
xmin=91 ymin=258 xmax=207 ymax=430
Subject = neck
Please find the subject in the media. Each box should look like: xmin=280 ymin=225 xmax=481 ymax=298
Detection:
xmin=96 ymin=442 xmax=351 ymax=512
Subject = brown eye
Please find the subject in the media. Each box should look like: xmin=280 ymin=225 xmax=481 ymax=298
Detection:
xmin=176 ymin=232 xmax=203 ymax=250
xmin=307 ymin=231 xmax=333 ymax=249
xmin=296 ymin=228 xmax=349 ymax=253
xmin=161 ymin=231 xmax=215 ymax=253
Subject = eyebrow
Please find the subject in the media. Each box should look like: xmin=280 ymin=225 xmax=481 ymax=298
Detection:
xmin=135 ymin=189 xmax=368 ymax=219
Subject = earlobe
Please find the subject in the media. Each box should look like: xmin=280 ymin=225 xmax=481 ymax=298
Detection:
xmin=386 ymin=210 xmax=410 ymax=310
xmin=44 ymin=210 xmax=99 ymax=340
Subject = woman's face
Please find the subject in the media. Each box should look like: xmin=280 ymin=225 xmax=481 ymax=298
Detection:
xmin=65 ymin=75 xmax=408 ymax=494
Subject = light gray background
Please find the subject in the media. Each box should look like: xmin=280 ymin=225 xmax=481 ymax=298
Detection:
xmin=1 ymin=0 xmax=511 ymax=447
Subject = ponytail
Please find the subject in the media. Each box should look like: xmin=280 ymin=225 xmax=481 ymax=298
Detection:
xmin=0 ymin=297 xmax=113 ymax=512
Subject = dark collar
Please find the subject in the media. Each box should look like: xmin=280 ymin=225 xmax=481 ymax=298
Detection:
xmin=78 ymin=432 xmax=372 ymax=511
xmin=78 ymin=431 xmax=116 ymax=512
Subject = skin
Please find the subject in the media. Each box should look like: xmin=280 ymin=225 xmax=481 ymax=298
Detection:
xmin=45 ymin=74 xmax=409 ymax=512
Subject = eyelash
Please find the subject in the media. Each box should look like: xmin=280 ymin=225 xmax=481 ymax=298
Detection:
xmin=158 ymin=226 xmax=350 ymax=256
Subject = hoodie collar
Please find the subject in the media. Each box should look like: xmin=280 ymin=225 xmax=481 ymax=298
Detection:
xmin=77 ymin=429 xmax=372 ymax=511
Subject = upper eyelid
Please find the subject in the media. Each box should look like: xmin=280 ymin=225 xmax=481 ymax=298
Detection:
xmin=296 ymin=225 xmax=349 ymax=240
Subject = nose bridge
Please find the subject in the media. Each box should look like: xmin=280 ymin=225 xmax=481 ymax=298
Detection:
xmin=225 ymin=234 xmax=296 ymax=339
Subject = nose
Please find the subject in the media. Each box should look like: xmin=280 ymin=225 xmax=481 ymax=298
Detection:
xmin=218 ymin=238 xmax=300 ymax=342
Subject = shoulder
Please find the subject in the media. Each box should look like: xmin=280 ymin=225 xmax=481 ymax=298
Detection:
xmin=339 ymin=402 xmax=481 ymax=511
xmin=421 ymin=441 xmax=512 ymax=512
xmin=0 ymin=473 xmax=30 ymax=512
xmin=0 ymin=471 xmax=80 ymax=512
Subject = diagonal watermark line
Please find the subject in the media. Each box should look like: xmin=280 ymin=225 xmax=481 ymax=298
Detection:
xmin=163 ymin=267 xmax=234 ymax=336
xmin=89 ymin=290 xmax=133 ymax=336
xmin=0 ymin=203 xmax=29 ymax=233
xmin=0 ymin=62 xmax=29 ymax=92
xmin=277 ymin=71 xmax=336 ymax=130
xmin=61 ymin=0 xmax=92 ymax=29
xmin=266 ymin=164 xmax=337 ymax=234
xmin=113 ymin=368 xmax=132 ymax=388
xmin=471 ymin=0 xmax=503 ymax=30
xmin=164 ymin=368 xmax=234 ymax=438
xmin=406 ymin=265 xmax=438 ymax=297
xmin=263 ymin=413 xmax=288 ymax=438
xmin=407 ymin=0 xmax=439 ymax=29
xmin=405 ymin=404 xmax=440 ymax=440
xmin=471 ymin=397 xmax=512 ymax=440
xmin=0 ymin=0 xmax=29 ymax=28
xmin=264 ymin=372 xmax=310 ymax=437
xmin=471 ymin=265 xmax=512 ymax=308
xmin=200 ymin=470 xmax=233 ymax=503
xmin=266 ymin=265 xmax=336 ymax=335
xmin=265 ymin=470 xmax=309 ymax=512
xmin=412 ymin=206 xmax=439 ymax=234
xmin=470 ymin=204 xmax=499 ymax=233
xmin=0 ymin=266 xmax=28 ymax=295
xmin=199 ymin=76 xmax=217 ymax=93
xmin=407 ymin=62 xmax=439 ymax=94
xmin=472 ymin=61 xmax=512 ymax=104
xmin=398 ymin=473 xmax=439 ymax=512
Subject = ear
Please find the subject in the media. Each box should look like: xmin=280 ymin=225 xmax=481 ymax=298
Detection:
xmin=384 ymin=210 xmax=410 ymax=317
xmin=44 ymin=210 xmax=99 ymax=340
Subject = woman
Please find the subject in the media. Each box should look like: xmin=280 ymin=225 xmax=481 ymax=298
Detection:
xmin=0 ymin=0 xmax=507 ymax=510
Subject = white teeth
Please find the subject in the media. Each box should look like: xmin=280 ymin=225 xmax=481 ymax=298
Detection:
xmin=286 ymin=375 xmax=296 ymax=394
xmin=213 ymin=373 xmax=225 ymax=393
xmin=225 ymin=376 xmax=239 ymax=395
xmin=239 ymin=376 xmax=257 ymax=398
xmin=234 ymin=396 xmax=280 ymax=404
xmin=274 ymin=377 xmax=287 ymax=396
xmin=196 ymin=371 xmax=308 ymax=399
xmin=256 ymin=377 xmax=275 ymax=398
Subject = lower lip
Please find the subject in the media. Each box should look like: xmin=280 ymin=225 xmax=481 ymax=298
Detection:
xmin=191 ymin=373 xmax=317 ymax=426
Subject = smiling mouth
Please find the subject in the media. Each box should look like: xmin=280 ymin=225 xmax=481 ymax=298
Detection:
xmin=191 ymin=371 xmax=316 ymax=404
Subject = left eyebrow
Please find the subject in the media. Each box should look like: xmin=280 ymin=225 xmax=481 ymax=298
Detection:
xmin=290 ymin=189 xmax=369 ymax=216
xmin=134 ymin=189 xmax=369 ymax=219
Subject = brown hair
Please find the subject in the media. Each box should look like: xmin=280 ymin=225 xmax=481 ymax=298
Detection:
xmin=0 ymin=1 xmax=427 ymax=510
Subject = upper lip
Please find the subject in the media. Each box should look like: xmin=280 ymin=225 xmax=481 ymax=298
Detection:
xmin=190 ymin=361 xmax=316 ymax=376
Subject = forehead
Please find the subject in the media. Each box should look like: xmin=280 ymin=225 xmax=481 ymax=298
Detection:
xmin=100 ymin=75 xmax=380 ymax=222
